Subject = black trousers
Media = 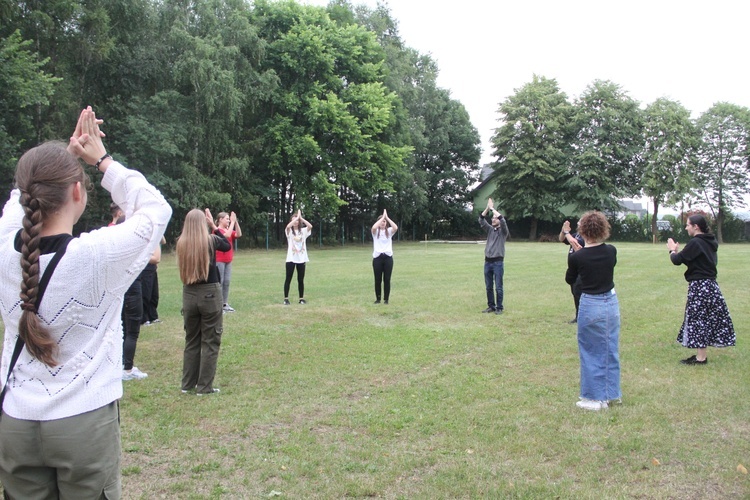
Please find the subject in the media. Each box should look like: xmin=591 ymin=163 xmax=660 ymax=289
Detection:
xmin=284 ymin=262 xmax=306 ymax=298
xmin=122 ymin=279 xmax=143 ymax=370
xmin=140 ymin=264 xmax=159 ymax=323
xmin=372 ymin=254 xmax=394 ymax=301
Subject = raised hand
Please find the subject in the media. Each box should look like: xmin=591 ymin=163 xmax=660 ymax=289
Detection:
xmin=67 ymin=107 xmax=107 ymax=165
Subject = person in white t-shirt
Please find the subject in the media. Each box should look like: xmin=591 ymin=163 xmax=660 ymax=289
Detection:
xmin=283 ymin=210 xmax=312 ymax=305
xmin=371 ymin=209 xmax=398 ymax=304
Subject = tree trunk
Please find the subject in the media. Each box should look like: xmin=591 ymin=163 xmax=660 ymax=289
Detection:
xmin=716 ymin=208 xmax=725 ymax=244
xmin=651 ymin=202 xmax=660 ymax=244
xmin=528 ymin=217 xmax=538 ymax=241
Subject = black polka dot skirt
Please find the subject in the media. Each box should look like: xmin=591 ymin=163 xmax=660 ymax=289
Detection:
xmin=677 ymin=279 xmax=736 ymax=349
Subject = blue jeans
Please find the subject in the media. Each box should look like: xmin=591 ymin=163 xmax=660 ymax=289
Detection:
xmin=578 ymin=290 xmax=621 ymax=401
xmin=483 ymin=260 xmax=504 ymax=311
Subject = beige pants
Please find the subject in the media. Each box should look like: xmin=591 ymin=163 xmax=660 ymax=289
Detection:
xmin=0 ymin=401 xmax=121 ymax=499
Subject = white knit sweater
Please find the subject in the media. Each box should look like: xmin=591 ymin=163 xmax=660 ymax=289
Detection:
xmin=0 ymin=161 xmax=172 ymax=421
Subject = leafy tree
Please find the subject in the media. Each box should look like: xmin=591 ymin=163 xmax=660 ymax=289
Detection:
xmin=490 ymin=75 xmax=575 ymax=240
xmin=250 ymin=0 xmax=409 ymax=239
xmin=412 ymin=86 xmax=481 ymax=234
xmin=0 ymin=30 xmax=60 ymax=181
xmin=695 ymin=102 xmax=750 ymax=242
xmin=640 ymin=98 xmax=700 ymax=243
xmin=348 ymin=1 xmax=480 ymax=237
xmin=568 ymin=80 xmax=644 ymax=212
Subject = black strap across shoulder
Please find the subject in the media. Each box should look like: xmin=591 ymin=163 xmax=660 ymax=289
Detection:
xmin=0 ymin=235 xmax=74 ymax=414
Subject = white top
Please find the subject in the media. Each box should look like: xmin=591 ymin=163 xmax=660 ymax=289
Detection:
xmin=372 ymin=227 xmax=394 ymax=258
xmin=0 ymin=162 xmax=172 ymax=421
xmin=285 ymin=226 xmax=310 ymax=263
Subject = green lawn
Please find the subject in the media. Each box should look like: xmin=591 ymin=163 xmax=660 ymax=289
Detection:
xmin=15 ymin=241 xmax=750 ymax=498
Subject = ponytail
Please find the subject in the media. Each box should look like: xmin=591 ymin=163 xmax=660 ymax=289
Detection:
xmin=688 ymin=214 xmax=710 ymax=234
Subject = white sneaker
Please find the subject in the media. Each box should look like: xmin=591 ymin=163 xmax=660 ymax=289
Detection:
xmin=123 ymin=367 xmax=148 ymax=381
xmin=576 ymin=399 xmax=608 ymax=411
xmin=196 ymin=388 xmax=220 ymax=396
xmin=223 ymin=304 xmax=235 ymax=312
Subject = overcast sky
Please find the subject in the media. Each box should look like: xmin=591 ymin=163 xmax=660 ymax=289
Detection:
xmin=303 ymin=0 xmax=750 ymax=167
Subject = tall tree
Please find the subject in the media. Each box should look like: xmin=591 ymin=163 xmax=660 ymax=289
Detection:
xmin=490 ymin=75 xmax=575 ymax=240
xmin=695 ymin=102 xmax=750 ymax=242
xmin=640 ymin=98 xmax=699 ymax=243
xmin=0 ymin=30 xmax=60 ymax=181
xmin=568 ymin=80 xmax=644 ymax=212
xmin=250 ymin=0 xmax=409 ymax=238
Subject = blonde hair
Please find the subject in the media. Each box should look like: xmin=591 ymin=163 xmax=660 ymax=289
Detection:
xmin=216 ymin=212 xmax=229 ymax=226
xmin=176 ymin=209 xmax=213 ymax=285
xmin=14 ymin=142 xmax=89 ymax=367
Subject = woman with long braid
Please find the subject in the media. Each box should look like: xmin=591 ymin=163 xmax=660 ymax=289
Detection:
xmin=0 ymin=107 xmax=172 ymax=498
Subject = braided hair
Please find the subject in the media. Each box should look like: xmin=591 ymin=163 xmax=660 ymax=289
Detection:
xmin=14 ymin=142 xmax=89 ymax=367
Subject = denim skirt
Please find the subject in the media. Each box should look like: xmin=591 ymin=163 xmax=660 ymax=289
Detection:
xmin=578 ymin=289 xmax=621 ymax=401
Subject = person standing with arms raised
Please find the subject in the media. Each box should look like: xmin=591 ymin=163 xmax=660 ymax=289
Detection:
xmin=0 ymin=107 xmax=171 ymax=497
xmin=211 ymin=211 xmax=242 ymax=313
xmin=478 ymin=198 xmax=509 ymax=314
xmin=371 ymin=209 xmax=398 ymax=304
xmin=283 ymin=209 xmax=312 ymax=305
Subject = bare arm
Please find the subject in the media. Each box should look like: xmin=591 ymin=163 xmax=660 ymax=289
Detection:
xmin=559 ymin=221 xmax=571 ymax=242
xmin=205 ymin=209 xmax=217 ymax=231
xmin=299 ymin=214 xmax=313 ymax=232
xmin=230 ymin=211 xmax=242 ymax=238
xmin=383 ymin=209 xmax=398 ymax=234
xmin=371 ymin=215 xmax=384 ymax=234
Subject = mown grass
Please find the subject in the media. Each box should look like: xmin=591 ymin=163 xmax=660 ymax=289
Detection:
xmin=8 ymin=241 xmax=750 ymax=498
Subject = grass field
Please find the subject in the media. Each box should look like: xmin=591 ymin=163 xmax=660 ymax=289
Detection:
xmin=8 ymin=241 xmax=750 ymax=498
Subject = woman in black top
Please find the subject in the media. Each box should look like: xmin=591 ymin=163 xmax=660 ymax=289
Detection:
xmin=565 ymin=211 xmax=621 ymax=411
xmin=667 ymin=214 xmax=735 ymax=365
xmin=176 ymin=208 xmax=230 ymax=394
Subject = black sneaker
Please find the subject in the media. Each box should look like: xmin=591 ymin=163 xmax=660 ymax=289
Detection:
xmin=283 ymin=299 xmax=290 ymax=306
xmin=383 ymin=300 xmax=388 ymax=305
xmin=495 ymin=309 xmax=504 ymax=315
xmin=680 ymin=355 xmax=707 ymax=365
xmin=374 ymin=299 xmax=381 ymax=304
xmin=299 ymin=299 xmax=306 ymax=305
xmin=481 ymin=307 xmax=495 ymax=313
xmin=568 ymin=318 xmax=577 ymax=324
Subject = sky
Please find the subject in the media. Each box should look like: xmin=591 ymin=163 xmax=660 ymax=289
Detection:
xmin=302 ymin=0 xmax=750 ymax=167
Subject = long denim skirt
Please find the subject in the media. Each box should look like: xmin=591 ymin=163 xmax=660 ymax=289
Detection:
xmin=578 ymin=290 xmax=621 ymax=401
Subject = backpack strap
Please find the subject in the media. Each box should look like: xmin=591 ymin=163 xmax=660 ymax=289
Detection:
xmin=0 ymin=235 xmax=74 ymax=415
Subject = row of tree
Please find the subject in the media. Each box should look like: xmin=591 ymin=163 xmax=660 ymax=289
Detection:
xmin=490 ymin=76 xmax=750 ymax=242
xmin=1 ymin=0 xmax=481 ymax=243
xmin=2 ymin=1 xmax=748 ymax=244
